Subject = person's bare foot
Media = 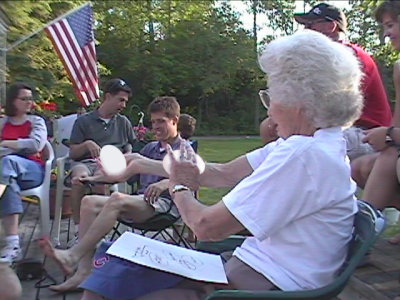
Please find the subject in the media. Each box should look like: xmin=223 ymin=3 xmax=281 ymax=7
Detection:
xmin=49 ymin=269 xmax=90 ymax=293
xmin=37 ymin=238 xmax=78 ymax=275
xmin=388 ymin=233 xmax=400 ymax=245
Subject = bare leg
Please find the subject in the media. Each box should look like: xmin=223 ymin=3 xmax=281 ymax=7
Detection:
xmin=2 ymin=214 xmax=19 ymax=235
xmin=81 ymin=290 xmax=105 ymax=300
xmin=351 ymin=153 xmax=379 ymax=189
xmin=70 ymin=164 xmax=91 ymax=225
xmin=48 ymin=195 xmax=109 ymax=292
xmin=41 ymin=193 xmax=156 ymax=292
xmin=363 ymin=147 xmax=400 ymax=209
xmin=0 ymin=263 xmax=21 ymax=300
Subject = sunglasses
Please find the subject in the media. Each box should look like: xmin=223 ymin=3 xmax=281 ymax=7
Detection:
xmin=258 ymin=89 xmax=270 ymax=110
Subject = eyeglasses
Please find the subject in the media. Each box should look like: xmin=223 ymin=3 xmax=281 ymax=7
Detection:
xmin=258 ymin=89 xmax=270 ymax=110
xmin=16 ymin=96 xmax=34 ymax=101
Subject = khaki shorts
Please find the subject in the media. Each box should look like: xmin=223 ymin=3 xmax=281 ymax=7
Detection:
xmin=121 ymin=195 xmax=180 ymax=221
xmin=70 ymin=159 xmax=99 ymax=176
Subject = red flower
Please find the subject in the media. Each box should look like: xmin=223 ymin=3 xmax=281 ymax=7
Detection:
xmin=39 ymin=101 xmax=57 ymax=111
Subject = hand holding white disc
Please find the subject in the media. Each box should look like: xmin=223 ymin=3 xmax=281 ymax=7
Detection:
xmin=99 ymin=145 xmax=127 ymax=176
xmin=163 ymin=149 xmax=205 ymax=174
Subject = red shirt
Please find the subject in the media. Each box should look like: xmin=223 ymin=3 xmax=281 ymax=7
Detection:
xmin=1 ymin=120 xmax=43 ymax=164
xmin=344 ymin=43 xmax=392 ymax=129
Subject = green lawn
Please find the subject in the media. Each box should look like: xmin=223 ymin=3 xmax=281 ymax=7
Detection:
xmin=196 ymin=137 xmax=262 ymax=205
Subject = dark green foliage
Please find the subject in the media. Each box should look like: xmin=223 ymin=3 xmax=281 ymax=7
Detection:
xmin=2 ymin=1 xmax=398 ymax=134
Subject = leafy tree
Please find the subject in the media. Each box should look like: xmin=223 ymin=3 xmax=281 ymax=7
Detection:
xmin=2 ymin=0 xmax=86 ymax=113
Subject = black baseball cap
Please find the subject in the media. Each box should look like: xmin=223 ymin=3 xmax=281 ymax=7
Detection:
xmin=294 ymin=3 xmax=347 ymax=32
xmin=103 ymin=78 xmax=132 ymax=96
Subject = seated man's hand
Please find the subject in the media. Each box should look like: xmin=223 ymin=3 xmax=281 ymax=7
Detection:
xmin=71 ymin=174 xmax=90 ymax=186
xmin=144 ymin=179 xmax=168 ymax=205
xmin=362 ymin=127 xmax=388 ymax=152
xmin=81 ymin=171 xmax=123 ymax=185
xmin=85 ymin=140 xmax=101 ymax=159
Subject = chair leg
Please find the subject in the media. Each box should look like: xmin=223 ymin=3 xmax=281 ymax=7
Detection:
xmin=171 ymin=225 xmax=194 ymax=249
xmin=110 ymin=222 xmax=123 ymax=241
xmin=39 ymin=193 xmax=50 ymax=237
xmin=51 ymin=174 xmax=65 ymax=246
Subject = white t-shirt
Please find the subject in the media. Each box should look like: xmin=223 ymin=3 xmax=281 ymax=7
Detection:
xmin=223 ymin=127 xmax=358 ymax=291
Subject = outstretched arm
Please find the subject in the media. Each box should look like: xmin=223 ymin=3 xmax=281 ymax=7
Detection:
xmin=124 ymin=151 xmax=253 ymax=189
xmin=166 ymin=144 xmax=247 ymax=240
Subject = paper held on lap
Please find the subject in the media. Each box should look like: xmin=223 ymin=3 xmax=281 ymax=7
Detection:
xmin=106 ymin=232 xmax=228 ymax=284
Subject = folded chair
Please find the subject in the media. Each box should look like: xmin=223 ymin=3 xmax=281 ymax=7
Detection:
xmin=111 ymin=212 xmax=193 ymax=248
xmin=197 ymin=200 xmax=385 ymax=300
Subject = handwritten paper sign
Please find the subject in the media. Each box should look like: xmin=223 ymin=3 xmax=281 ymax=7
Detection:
xmin=106 ymin=232 xmax=228 ymax=284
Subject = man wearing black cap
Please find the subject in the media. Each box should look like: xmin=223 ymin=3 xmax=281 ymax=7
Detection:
xmin=294 ymin=3 xmax=392 ymax=161
xmin=67 ymin=78 xmax=136 ymax=247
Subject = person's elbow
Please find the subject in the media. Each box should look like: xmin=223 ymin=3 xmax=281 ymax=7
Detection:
xmin=68 ymin=148 xmax=80 ymax=160
xmin=191 ymin=215 xmax=226 ymax=241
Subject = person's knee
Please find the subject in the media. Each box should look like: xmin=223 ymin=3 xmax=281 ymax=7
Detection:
xmin=378 ymin=147 xmax=398 ymax=166
xmin=351 ymin=158 xmax=367 ymax=187
xmin=104 ymin=192 xmax=126 ymax=211
xmin=81 ymin=195 xmax=104 ymax=215
xmin=351 ymin=154 xmax=378 ymax=187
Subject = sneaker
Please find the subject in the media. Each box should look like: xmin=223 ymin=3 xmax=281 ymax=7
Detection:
xmin=66 ymin=232 xmax=79 ymax=249
xmin=0 ymin=245 xmax=21 ymax=263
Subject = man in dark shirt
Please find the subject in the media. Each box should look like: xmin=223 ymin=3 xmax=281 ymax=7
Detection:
xmin=40 ymin=96 xmax=183 ymax=292
xmin=68 ymin=78 xmax=136 ymax=247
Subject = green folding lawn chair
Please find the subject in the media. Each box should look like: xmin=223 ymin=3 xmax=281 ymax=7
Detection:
xmin=197 ymin=200 xmax=385 ymax=300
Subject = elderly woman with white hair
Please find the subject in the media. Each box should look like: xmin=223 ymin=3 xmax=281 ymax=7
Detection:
xmin=73 ymin=29 xmax=363 ymax=300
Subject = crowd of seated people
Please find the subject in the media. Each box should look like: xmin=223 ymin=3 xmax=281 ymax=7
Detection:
xmin=2 ymin=2 xmax=400 ymax=300
xmin=36 ymin=29 xmax=365 ymax=299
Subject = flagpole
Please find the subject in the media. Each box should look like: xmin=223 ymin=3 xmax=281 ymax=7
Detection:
xmin=6 ymin=2 xmax=91 ymax=52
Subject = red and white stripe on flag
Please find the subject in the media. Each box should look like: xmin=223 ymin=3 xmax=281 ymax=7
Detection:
xmin=45 ymin=4 xmax=99 ymax=107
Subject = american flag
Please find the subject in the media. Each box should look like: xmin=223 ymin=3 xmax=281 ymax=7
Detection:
xmin=45 ymin=3 xmax=99 ymax=107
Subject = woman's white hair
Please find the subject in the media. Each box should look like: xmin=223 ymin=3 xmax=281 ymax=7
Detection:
xmin=259 ymin=30 xmax=363 ymax=128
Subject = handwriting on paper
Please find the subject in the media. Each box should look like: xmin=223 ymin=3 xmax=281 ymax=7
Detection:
xmin=106 ymin=232 xmax=228 ymax=283
xmin=132 ymin=244 xmax=204 ymax=270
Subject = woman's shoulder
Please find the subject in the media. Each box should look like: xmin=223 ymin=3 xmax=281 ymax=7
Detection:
xmin=27 ymin=114 xmax=46 ymax=125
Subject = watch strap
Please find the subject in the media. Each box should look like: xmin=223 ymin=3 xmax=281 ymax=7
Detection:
xmin=172 ymin=184 xmax=190 ymax=194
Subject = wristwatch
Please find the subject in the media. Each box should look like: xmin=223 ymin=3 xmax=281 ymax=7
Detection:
xmin=386 ymin=126 xmax=396 ymax=146
xmin=172 ymin=184 xmax=191 ymax=194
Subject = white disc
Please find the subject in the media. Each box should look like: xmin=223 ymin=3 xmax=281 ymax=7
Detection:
xmin=163 ymin=149 xmax=205 ymax=174
xmin=100 ymin=145 xmax=127 ymax=176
